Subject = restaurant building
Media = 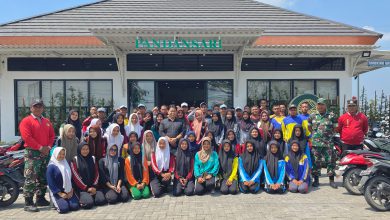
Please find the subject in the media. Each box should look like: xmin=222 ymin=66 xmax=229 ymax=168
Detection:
xmin=0 ymin=0 xmax=389 ymax=141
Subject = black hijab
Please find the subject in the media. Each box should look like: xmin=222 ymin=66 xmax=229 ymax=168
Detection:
xmin=113 ymin=112 xmax=127 ymax=136
xmin=287 ymin=140 xmax=303 ymax=178
xmin=143 ymin=111 xmax=154 ymax=131
xmin=153 ymin=112 xmax=164 ymax=131
xmin=240 ymin=111 xmax=253 ymax=132
xmin=208 ymin=111 xmax=224 ymax=137
xmin=175 ymin=139 xmax=192 ymax=178
xmin=265 ymin=140 xmax=283 ymax=179
xmin=219 ymin=140 xmax=236 ymax=179
xmin=288 ymin=124 xmax=307 ymax=152
xmin=272 ymin=129 xmax=286 ymax=156
xmin=226 ymin=129 xmax=238 ymax=146
xmin=128 ymin=131 xmax=139 ymax=143
xmin=248 ymin=127 xmax=266 ymax=157
xmin=240 ymin=140 xmax=261 ymax=176
xmin=76 ymin=141 xmax=95 ymax=187
xmin=65 ymin=109 xmax=82 ymax=140
xmin=224 ymin=109 xmax=237 ymax=132
xmin=128 ymin=142 xmax=143 ymax=183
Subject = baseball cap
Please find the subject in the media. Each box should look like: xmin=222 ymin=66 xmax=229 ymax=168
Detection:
xmin=97 ymin=107 xmax=106 ymax=113
xmin=119 ymin=105 xmax=127 ymax=109
xmin=317 ymin=98 xmax=326 ymax=105
xmin=220 ymin=104 xmax=227 ymax=109
xmin=200 ymin=102 xmax=207 ymax=107
xmin=137 ymin=104 xmax=146 ymax=108
xmin=181 ymin=102 xmax=188 ymax=107
xmin=288 ymin=104 xmax=297 ymax=109
xmin=30 ymin=98 xmax=44 ymax=107
xmin=235 ymin=106 xmax=243 ymax=111
xmin=347 ymin=99 xmax=357 ymax=106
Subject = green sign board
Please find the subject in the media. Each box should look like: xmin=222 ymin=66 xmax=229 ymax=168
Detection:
xmin=135 ymin=38 xmax=222 ymax=49
xmin=289 ymin=94 xmax=319 ymax=114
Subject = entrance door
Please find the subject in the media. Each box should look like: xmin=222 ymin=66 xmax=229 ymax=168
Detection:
xmin=157 ymin=80 xmax=206 ymax=107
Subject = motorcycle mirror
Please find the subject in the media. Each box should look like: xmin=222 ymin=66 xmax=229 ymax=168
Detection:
xmin=375 ymin=132 xmax=383 ymax=138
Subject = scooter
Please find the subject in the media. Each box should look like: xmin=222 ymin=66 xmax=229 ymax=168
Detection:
xmin=0 ymin=150 xmax=25 ymax=207
xmin=358 ymin=158 xmax=390 ymax=211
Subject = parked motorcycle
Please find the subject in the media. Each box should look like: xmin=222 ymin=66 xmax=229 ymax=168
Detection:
xmin=0 ymin=150 xmax=25 ymax=207
xmin=358 ymin=158 xmax=390 ymax=211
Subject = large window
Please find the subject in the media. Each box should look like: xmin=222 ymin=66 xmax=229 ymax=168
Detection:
xmin=128 ymin=81 xmax=155 ymax=111
xmin=207 ymin=81 xmax=233 ymax=108
xmin=241 ymin=58 xmax=345 ymax=71
xmin=15 ymin=80 xmax=113 ymax=135
xmin=247 ymin=79 xmax=338 ymax=107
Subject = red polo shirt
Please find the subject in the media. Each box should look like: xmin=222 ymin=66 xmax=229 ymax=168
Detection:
xmin=19 ymin=114 xmax=55 ymax=151
xmin=337 ymin=112 xmax=368 ymax=145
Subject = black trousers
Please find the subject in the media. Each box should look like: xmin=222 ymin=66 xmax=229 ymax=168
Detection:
xmin=342 ymin=143 xmax=363 ymax=154
xmin=173 ymin=179 xmax=195 ymax=196
xmin=194 ymin=177 xmax=215 ymax=195
xmin=150 ymin=175 xmax=171 ymax=198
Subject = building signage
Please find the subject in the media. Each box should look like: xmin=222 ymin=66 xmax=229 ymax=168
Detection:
xmin=289 ymin=94 xmax=319 ymax=114
xmin=368 ymin=60 xmax=390 ymax=67
xmin=135 ymin=38 xmax=222 ymax=49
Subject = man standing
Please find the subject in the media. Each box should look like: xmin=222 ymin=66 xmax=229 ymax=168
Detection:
xmin=250 ymin=106 xmax=260 ymax=124
xmin=219 ymin=104 xmax=227 ymax=123
xmin=82 ymin=105 xmax=98 ymax=133
xmin=280 ymin=104 xmax=287 ymax=117
xmin=281 ymin=104 xmax=309 ymax=142
xmin=337 ymin=98 xmax=368 ymax=152
xmin=235 ymin=106 xmax=243 ymax=121
xmin=159 ymin=106 xmax=184 ymax=154
xmin=270 ymin=104 xmax=285 ymax=130
xmin=299 ymin=101 xmax=310 ymax=121
xmin=308 ymin=98 xmax=338 ymax=189
xmin=181 ymin=102 xmax=189 ymax=116
xmin=19 ymin=99 xmax=55 ymax=212
xmin=97 ymin=107 xmax=110 ymax=130
xmin=160 ymin=105 xmax=168 ymax=118
xmin=259 ymin=99 xmax=268 ymax=113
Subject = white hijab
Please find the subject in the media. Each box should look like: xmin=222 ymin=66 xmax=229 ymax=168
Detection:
xmin=104 ymin=123 xmax=124 ymax=151
xmin=49 ymin=147 xmax=72 ymax=193
xmin=156 ymin=137 xmax=171 ymax=171
xmin=87 ymin=118 xmax=102 ymax=134
xmin=126 ymin=113 xmax=143 ymax=137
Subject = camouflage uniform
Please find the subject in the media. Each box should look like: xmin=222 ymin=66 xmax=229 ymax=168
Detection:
xmin=23 ymin=149 xmax=49 ymax=198
xmin=308 ymin=111 xmax=337 ymax=177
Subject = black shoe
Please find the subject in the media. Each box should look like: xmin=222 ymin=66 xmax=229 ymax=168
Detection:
xmin=36 ymin=195 xmax=50 ymax=206
xmin=329 ymin=176 xmax=338 ymax=189
xmin=312 ymin=176 xmax=319 ymax=187
xmin=24 ymin=197 xmax=39 ymax=212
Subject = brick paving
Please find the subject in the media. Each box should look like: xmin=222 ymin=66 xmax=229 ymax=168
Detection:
xmin=0 ymin=172 xmax=388 ymax=219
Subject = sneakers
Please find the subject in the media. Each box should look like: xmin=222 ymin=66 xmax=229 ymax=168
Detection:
xmin=24 ymin=197 xmax=39 ymax=212
xmin=329 ymin=176 xmax=338 ymax=189
xmin=35 ymin=195 xmax=50 ymax=206
xmin=312 ymin=176 xmax=319 ymax=187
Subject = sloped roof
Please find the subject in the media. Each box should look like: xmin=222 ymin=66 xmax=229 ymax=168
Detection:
xmin=0 ymin=0 xmax=382 ymax=37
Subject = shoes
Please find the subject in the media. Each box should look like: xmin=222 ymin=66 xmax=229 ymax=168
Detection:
xmin=35 ymin=195 xmax=50 ymax=206
xmin=24 ymin=197 xmax=39 ymax=212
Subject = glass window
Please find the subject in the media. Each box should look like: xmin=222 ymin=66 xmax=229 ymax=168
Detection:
xmin=42 ymin=81 xmax=65 ymax=132
xmin=293 ymin=80 xmax=314 ymax=97
xmin=65 ymin=81 xmax=88 ymax=109
xmin=316 ymin=80 xmax=338 ymax=105
xmin=270 ymin=80 xmax=291 ymax=103
xmin=90 ymin=81 xmax=113 ymax=108
xmin=16 ymin=81 xmax=40 ymax=133
xmin=207 ymin=81 xmax=233 ymax=108
xmin=247 ymin=80 xmax=269 ymax=107
xmin=129 ymin=81 xmax=155 ymax=112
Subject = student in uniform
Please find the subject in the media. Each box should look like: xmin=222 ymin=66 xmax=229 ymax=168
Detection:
xmin=263 ymin=140 xmax=286 ymax=194
xmin=238 ymin=140 xmax=263 ymax=194
xmin=150 ymin=137 xmax=175 ymax=198
xmin=56 ymin=124 xmax=79 ymax=163
xmin=226 ymin=129 xmax=244 ymax=155
xmin=285 ymin=140 xmax=310 ymax=194
xmin=247 ymin=127 xmax=266 ymax=157
xmin=173 ymin=138 xmax=195 ymax=196
xmin=47 ymin=147 xmax=80 ymax=214
xmin=194 ymin=137 xmax=220 ymax=195
xmin=218 ymin=140 xmax=238 ymax=195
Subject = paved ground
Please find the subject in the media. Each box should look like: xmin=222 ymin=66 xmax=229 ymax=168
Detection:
xmin=1 ymin=172 xmax=389 ymax=219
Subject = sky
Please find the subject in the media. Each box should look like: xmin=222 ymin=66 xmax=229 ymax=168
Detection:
xmin=0 ymin=0 xmax=389 ymax=99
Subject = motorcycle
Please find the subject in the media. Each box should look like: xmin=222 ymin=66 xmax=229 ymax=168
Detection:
xmin=358 ymin=158 xmax=390 ymax=211
xmin=0 ymin=150 xmax=25 ymax=207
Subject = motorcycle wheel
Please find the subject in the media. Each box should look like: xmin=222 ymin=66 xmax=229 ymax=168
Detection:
xmin=364 ymin=176 xmax=390 ymax=211
xmin=343 ymin=168 xmax=363 ymax=195
xmin=0 ymin=176 xmax=20 ymax=207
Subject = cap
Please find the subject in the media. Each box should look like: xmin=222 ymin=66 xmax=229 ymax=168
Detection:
xmin=347 ymin=99 xmax=357 ymax=106
xmin=235 ymin=106 xmax=243 ymax=111
xmin=30 ymin=98 xmax=44 ymax=107
xmin=289 ymin=104 xmax=297 ymax=109
xmin=181 ymin=102 xmax=188 ymax=107
xmin=137 ymin=104 xmax=146 ymax=108
xmin=200 ymin=102 xmax=207 ymax=107
xmin=119 ymin=105 xmax=127 ymax=109
xmin=317 ymin=98 xmax=326 ymax=105
xmin=220 ymin=104 xmax=227 ymax=109
xmin=97 ymin=107 xmax=106 ymax=112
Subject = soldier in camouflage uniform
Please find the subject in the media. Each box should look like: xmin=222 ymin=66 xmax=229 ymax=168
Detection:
xmin=308 ymin=98 xmax=338 ymax=189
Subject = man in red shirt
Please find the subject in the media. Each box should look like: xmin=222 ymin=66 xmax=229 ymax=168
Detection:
xmin=337 ymin=97 xmax=368 ymax=152
xmin=19 ymin=99 xmax=55 ymax=212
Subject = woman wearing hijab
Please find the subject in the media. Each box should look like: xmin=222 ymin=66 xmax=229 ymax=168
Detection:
xmin=194 ymin=137 xmax=220 ymax=195
xmin=239 ymin=111 xmax=254 ymax=144
xmin=113 ymin=112 xmax=129 ymax=144
xmin=141 ymin=130 xmax=157 ymax=165
xmin=86 ymin=125 xmax=107 ymax=161
xmin=121 ymin=131 xmax=139 ymax=158
xmin=257 ymin=110 xmax=273 ymax=143
xmin=285 ymin=140 xmax=310 ymax=194
xmin=207 ymin=111 xmax=225 ymax=146
xmin=143 ymin=110 xmax=154 ymax=131
xmin=85 ymin=118 xmax=103 ymax=137
xmin=98 ymin=143 xmax=130 ymax=204
xmin=224 ymin=109 xmax=239 ymax=137
xmin=47 ymin=147 xmax=80 ymax=214
xmin=124 ymin=142 xmax=151 ymax=200
xmin=71 ymin=142 xmax=107 ymax=209
xmin=103 ymin=123 xmax=124 ymax=153
xmin=268 ymin=129 xmax=288 ymax=157
xmin=151 ymin=112 xmax=164 ymax=141
xmin=248 ymin=127 xmax=267 ymax=158
xmin=186 ymin=130 xmax=201 ymax=156
xmin=287 ymin=124 xmax=312 ymax=168
xmin=60 ymin=109 xmax=82 ymax=141
xmin=56 ymin=124 xmax=79 ymax=163
xmin=263 ymin=140 xmax=286 ymax=194
xmin=238 ymin=140 xmax=263 ymax=194
xmin=226 ymin=129 xmax=244 ymax=156
xmin=173 ymin=138 xmax=195 ymax=196
xmin=204 ymin=131 xmax=219 ymax=152
xmin=125 ymin=113 xmax=143 ymax=141
xmin=190 ymin=109 xmax=208 ymax=143
xmin=219 ymin=140 xmax=238 ymax=195
xmin=150 ymin=137 xmax=175 ymax=198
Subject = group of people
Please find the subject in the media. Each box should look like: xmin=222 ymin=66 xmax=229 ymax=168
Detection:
xmin=18 ymin=96 xmax=368 ymax=214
